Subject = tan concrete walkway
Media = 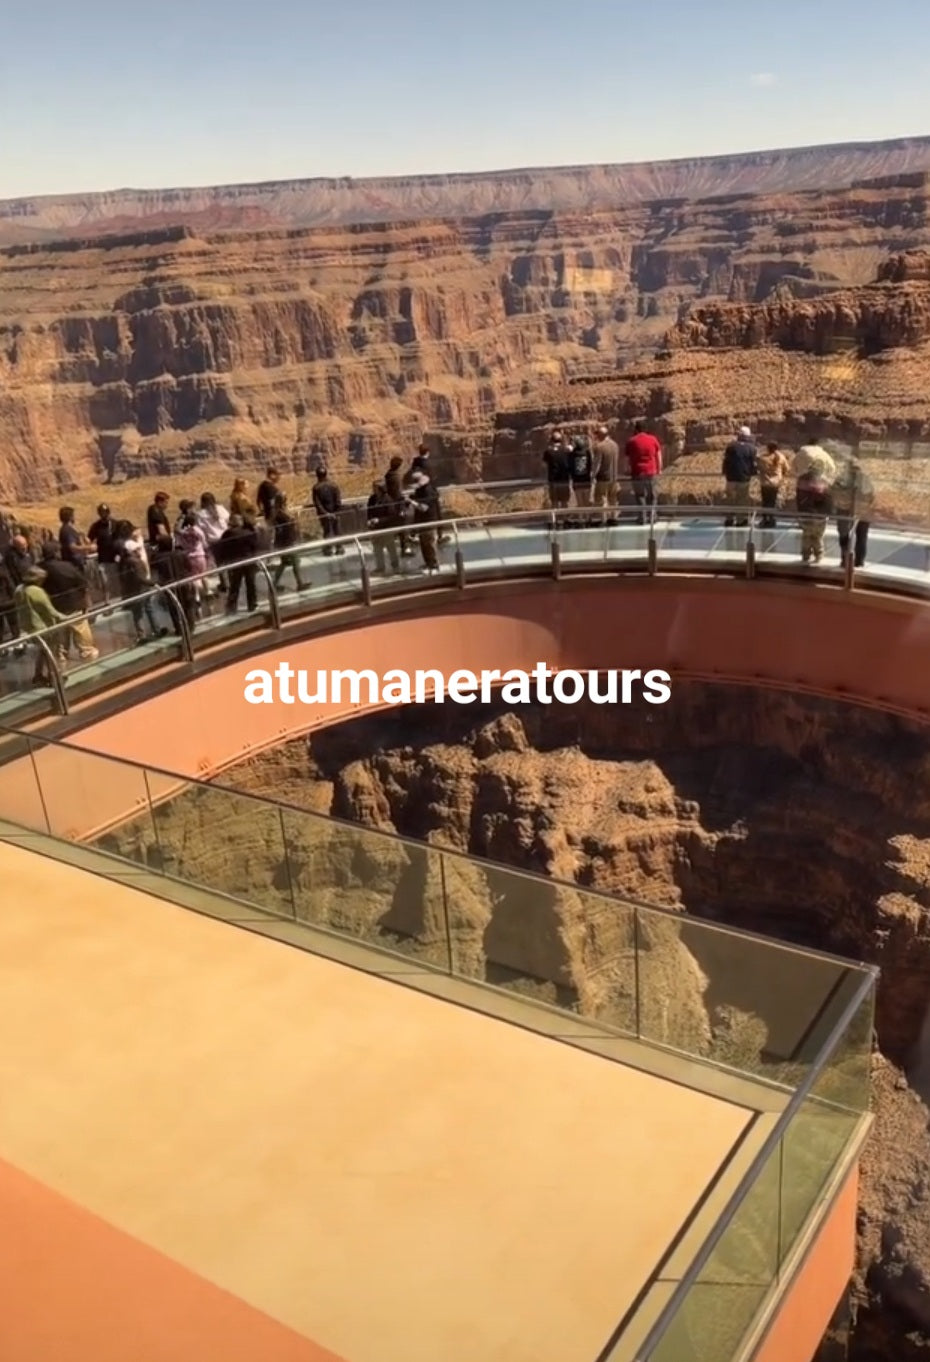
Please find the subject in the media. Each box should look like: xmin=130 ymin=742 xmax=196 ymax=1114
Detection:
xmin=0 ymin=842 xmax=753 ymax=1362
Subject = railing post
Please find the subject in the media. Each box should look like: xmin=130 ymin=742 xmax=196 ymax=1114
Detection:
xmin=356 ymin=539 xmax=372 ymax=606
xmin=633 ymin=907 xmax=642 ymax=1040
xmin=162 ymin=586 xmax=194 ymax=662
xmin=34 ymin=635 xmax=69 ymax=716
xmin=439 ymin=852 xmax=454 ymax=976
xmin=255 ymin=561 xmax=281 ymax=632
xmin=646 ymin=497 xmax=658 ymax=575
xmin=746 ymin=511 xmax=757 ymax=579
xmin=844 ymin=519 xmax=856 ymax=591
xmin=551 ymin=536 xmax=562 ymax=580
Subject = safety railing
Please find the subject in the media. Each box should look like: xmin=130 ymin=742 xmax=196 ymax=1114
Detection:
xmin=2 ymin=500 xmax=929 ymax=722
xmin=0 ymin=722 xmax=876 ymax=1362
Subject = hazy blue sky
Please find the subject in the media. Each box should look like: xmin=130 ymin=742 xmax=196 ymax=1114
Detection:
xmin=3 ymin=0 xmax=929 ymax=198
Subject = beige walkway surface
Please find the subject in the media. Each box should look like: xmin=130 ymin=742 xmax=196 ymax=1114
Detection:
xmin=0 ymin=842 xmax=753 ymax=1362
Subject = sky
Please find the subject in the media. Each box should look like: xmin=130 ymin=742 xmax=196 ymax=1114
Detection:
xmin=3 ymin=0 xmax=930 ymax=199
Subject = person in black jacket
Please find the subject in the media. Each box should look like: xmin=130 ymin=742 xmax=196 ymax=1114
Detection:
xmin=385 ymin=455 xmax=414 ymax=558
xmin=722 ymin=426 xmax=758 ymax=526
xmin=58 ymin=506 xmax=88 ymax=567
xmin=569 ymin=436 xmax=594 ymax=522
xmin=39 ymin=542 xmax=98 ymax=663
xmin=366 ymin=480 xmax=401 ymax=574
xmin=87 ymin=502 xmax=120 ymax=601
xmin=408 ymin=473 xmax=440 ymax=573
xmin=271 ymin=493 xmax=306 ymax=592
xmin=154 ymin=546 xmax=199 ymax=637
xmin=218 ymin=515 xmax=260 ymax=613
xmin=311 ymin=468 xmax=344 ymax=556
xmin=543 ymin=431 xmax=572 ymax=511
xmin=0 ymin=557 xmax=18 ymax=648
xmin=39 ymin=542 xmax=87 ymax=616
xmin=4 ymin=534 xmax=35 ymax=588
xmin=256 ymin=467 xmax=282 ymax=522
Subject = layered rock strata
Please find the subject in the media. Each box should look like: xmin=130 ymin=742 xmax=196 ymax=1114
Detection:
xmin=3 ymin=178 xmax=930 ymax=504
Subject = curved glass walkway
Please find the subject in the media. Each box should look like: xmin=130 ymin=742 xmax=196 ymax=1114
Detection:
xmin=1 ymin=502 xmax=927 ymax=723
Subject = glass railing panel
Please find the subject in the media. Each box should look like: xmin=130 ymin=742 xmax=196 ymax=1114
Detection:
xmin=447 ymin=519 xmax=523 ymax=576
xmin=644 ymin=1138 xmax=783 ymax=1362
xmin=143 ymin=779 xmax=295 ymax=916
xmin=463 ymin=860 xmax=639 ymax=1033
xmin=778 ymin=979 xmax=874 ymax=1263
xmin=658 ymin=508 xmax=752 ymax=563
xmin=280 ymin=539 xmax=363 ymax=610
xmin=55 ymin=588 xmax=185 ymax=703
xmin=0 ymin=635 xmax=59 ymax=721
xmin=0 ymin=733 xmax=49 ymax=832
xmin=476 ymin=516 xmax=552 ymax=572
xmin=278 ymin=807 xmax=449 ymax=966
xmin=26 ymin=740 xmax=156 ymax=861
xmin=554 ymin=517 xmax=615 ymax=564
xmin=634 ymin=906 xmax=859 ymax=1088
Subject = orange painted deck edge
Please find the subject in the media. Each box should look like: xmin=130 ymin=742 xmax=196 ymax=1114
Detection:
xmin=751 ymin=1163 xmax=859 ymax=1362
xmin=70 ymin=575 xmax=930 ymax=778
xmin=0 ymin=1156 xmax=346 ymax=1362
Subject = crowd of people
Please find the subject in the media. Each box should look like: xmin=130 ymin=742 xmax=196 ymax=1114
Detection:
xmin=542 ymin=421 xmax=875 ymax=566
xmin=0 ymin=425 xmax=881 ymax=686
xmin=0 ymin=447 xmax=446 ymax=684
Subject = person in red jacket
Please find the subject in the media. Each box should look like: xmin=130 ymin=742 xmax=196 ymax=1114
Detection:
xmin=624 ymin=420 xmax=663 ymax=524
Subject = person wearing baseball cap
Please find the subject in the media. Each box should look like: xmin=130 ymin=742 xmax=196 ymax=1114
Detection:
xmin=722 ymin=424 xmax=758 ymax=526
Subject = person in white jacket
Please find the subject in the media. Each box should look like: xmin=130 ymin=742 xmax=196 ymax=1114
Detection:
xmin=197 ymin=492 xmax=230 ymax=595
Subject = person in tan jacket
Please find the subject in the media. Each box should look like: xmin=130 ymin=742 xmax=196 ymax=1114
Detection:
xmin=756 ymin=441 xmax=790 ymax=527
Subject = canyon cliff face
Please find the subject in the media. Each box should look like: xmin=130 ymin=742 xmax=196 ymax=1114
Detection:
xmin=3 ymin=175 xmax=930 ymax=504
xmin=3 ymin=137 xmax=930 ymax=245
xmin=204 ymin=685 xmax=930 ymax=1360
xmin=495 ymin=249 xmax=930 ymax=476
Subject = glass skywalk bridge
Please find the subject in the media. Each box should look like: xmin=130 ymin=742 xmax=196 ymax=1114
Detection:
xmin=1 ymin=501 xmax=927 ymax=723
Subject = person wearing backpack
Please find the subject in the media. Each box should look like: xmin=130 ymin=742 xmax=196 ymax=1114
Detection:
xmin=832 ymin=457 xmax=874 ymax=567
xmin=569 ymin=436 xmax=594 ymax=515
xmin=795 ymin=468 xmax=833 ymax=565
